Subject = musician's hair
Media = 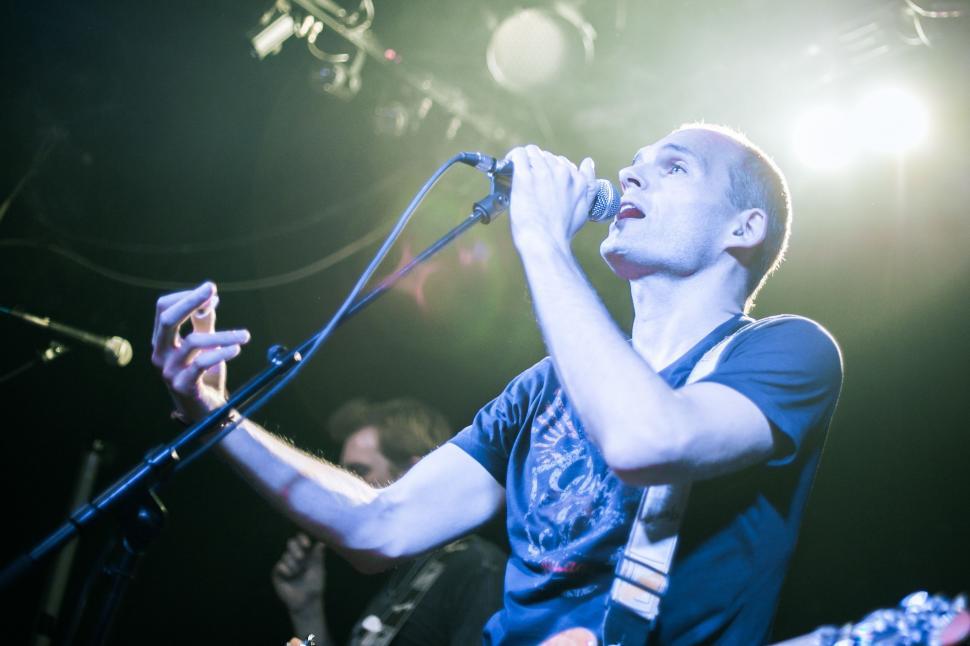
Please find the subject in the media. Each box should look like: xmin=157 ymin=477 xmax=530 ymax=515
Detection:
xmin=675 ymin=123 xmax=792 ymax=311
xmin=327 ymin=397 xmax=452 ymax=468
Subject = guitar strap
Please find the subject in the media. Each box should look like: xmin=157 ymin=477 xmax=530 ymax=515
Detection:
xmin=603 ymin=318 xmax=763 ymax=646
xmin=347 ymin=540 xmax=469 ymax=646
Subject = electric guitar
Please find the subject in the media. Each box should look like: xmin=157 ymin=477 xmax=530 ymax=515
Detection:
xmin=540 ymin=591 xmax=970 ymax=646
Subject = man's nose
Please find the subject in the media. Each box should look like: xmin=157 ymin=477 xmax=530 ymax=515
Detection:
xmin=619 ymin=165 xmax=647 ymax=192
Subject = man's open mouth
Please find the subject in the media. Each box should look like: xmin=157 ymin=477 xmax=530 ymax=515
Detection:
xmin=617 ymin=204 xmax=645 ymax=220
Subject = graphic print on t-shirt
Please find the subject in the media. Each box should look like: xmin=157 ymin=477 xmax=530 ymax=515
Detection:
xmin=524 ymin=388 xmax=635 ymax=573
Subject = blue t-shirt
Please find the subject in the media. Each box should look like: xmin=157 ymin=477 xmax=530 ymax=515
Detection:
xmin=450 ymin=314 xmax=843 ymax=645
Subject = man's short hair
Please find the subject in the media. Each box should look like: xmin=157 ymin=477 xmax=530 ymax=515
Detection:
xmin=675 ymin=123 xmax=793 ymax=310
xmin=327 ymin=397 xmax=453 ymax=468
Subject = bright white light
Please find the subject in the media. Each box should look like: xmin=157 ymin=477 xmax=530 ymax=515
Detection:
xmin=854 ymin=87 xmax=930 ymax=154
xmin=486 ymin=9 xmax=569 ymax=92
xmin=792 ymin=106 xmax=859 ymax=171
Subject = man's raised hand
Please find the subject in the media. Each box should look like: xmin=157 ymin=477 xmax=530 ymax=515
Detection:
xmin=151 ymin=282 xmax=250 ymax=422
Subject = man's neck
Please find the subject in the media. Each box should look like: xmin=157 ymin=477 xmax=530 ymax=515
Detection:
xmin=629 ymin=272 xmax=745 ymax=371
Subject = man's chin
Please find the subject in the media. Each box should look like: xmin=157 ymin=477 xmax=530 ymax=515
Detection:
xmin=600 ymin=245 xmax=638 ymax=280
xmin=599 ymin=236 xmax=619 ymax=263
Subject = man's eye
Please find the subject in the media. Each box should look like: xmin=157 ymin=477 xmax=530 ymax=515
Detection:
xmin=667 ymin=162 xmax=687 ymax=175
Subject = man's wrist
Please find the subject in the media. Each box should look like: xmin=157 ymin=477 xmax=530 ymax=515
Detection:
xmin=170 ymin=389 xmax=229 ymax=425
xmin=512 ymin=228 xmax=571 ymax=262
xmin=288 ymin=599 xmax=326 ymax=640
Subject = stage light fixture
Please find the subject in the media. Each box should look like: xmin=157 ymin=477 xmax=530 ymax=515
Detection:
xmin=486 ymin=3 xmax=595 ymax=94
xmin=792 ymin=106 xmax=859 ymax=172
xmin=251 ymin=0 xmax=373 ymax=99
xmin=855 ymin=86 xmax=930 ymax=154
xmin=252 ymin=11 xmax=297 ymax=60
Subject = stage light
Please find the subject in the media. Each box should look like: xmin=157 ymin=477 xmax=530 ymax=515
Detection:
xmin=251 ymin=11 xmax=297 ymax=60
xmin=486 ymin=4 xmax=595 ymax=94
xmin=855 ymin=86 xmax=930 ymax=154
xmin=792 ymin=106 xmax=859 ymax=171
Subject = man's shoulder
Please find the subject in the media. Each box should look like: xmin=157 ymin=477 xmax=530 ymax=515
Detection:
xmin=496 ymin=355 xmax=559 ymax=399
xmin=744 ymin=313 xmax=836 ymax=336
xmin=524 ymin=355 xmax=556 ymax=379
xmin=719 ymin=313 xmax=844 ymax=385
xmin=738 ymin=314 xmax=841 ymax=357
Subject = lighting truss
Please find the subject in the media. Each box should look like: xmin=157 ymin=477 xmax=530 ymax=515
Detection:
xmin=249 ymin=0 xmax=519 ymax=144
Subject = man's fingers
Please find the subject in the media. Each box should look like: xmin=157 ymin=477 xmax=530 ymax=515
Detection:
xmin=579 ymin=157 xmax=598 ymax=202
xmin=153 ymin=289 xmax=196 ymax=336
xmin=183 ymin=330 xmax=251 ymax=351
xmin=170 ymin=345 xmax=241 ymax=395
xmin=274 ymin=560 xmax=294 ymax=578
xmin=505 ymin=146 xmax=529 ymax=176
xmin=557 ymin=154 xmax=579 ymax=171
xmin=524 ymin=144 xmax=553 ymax=179
xmin=191 ymin=295 xmax=219 ymax=334
xmin=287 ymin=535 xmax=308 ymax=559
xmin=275 ymin=552 xmax=302 ymax=577
xmin=152 ymin=282 xmax=216 ymax=356
xmin=162 ymin=330 xmax=249 ymax=378
xmin=152 ymin=289 xmax=201 ymax=366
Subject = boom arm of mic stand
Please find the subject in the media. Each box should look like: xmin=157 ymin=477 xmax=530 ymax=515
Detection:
xmin=317 ymin=158 xmax=510 ymax=321
xmin=0 ymin=176 xmax=510 ymax=590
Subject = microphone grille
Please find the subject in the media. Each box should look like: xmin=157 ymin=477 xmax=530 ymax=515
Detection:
xmin=105 ymin=336 xmax=133 ymax=367
xmin=589 ymin=179 xmax=620 ymax=222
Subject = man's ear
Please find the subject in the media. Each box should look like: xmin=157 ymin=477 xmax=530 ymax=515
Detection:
xmin=727 ymin=208 xmax=767 ymax=250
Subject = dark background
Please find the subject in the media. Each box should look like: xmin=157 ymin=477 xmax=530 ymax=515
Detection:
xmin=1 ymin=1 xmax=968 ymax=643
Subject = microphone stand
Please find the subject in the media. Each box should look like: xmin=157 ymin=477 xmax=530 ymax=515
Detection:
xmin=0 ymin=160 xmax=510 ymax=645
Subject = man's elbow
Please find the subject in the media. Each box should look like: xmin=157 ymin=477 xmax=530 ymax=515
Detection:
xmin=304 ymin=491 xmax=409 ymax=574
xmin=600 ymin=430 xmax=689 ymax=487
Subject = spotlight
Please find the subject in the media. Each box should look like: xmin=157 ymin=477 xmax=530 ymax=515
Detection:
xmin=251 ymin=11 xmax=297 ymax=60
xmin=486 ymin=4 xmax=595 ymax=94
xmin=855 ymin=86 xmax=929 ymax=154
xmin=792 ymin=106 xmax=859 ymax=171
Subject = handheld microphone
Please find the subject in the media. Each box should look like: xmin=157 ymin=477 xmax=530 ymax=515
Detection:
xmin=1 ymin=307 xmax=133 ymax=367
xmin=458 ymin=151 xmax=621 ymax=222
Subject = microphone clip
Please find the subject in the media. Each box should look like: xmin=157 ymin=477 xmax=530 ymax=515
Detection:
xmin=460 ymin=152 xmax=512 ymax=224
xmin=472 ymin=169 xmax=511 ymax=224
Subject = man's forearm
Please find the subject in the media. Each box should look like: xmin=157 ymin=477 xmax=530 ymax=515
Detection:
xmin=216 ymin=419 xmax=393 ymax=570
xmin=515 ymin=238 xmax=688 ymax=475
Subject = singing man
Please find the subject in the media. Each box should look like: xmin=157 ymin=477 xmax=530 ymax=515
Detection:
xmin=151 ymin=124 xmax=842 ymax=644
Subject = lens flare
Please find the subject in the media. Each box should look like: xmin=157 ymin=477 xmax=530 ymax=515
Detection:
xmin=792 ymin=106 xmax=859 ymax=171
xmin=855 ymin=87 xmax=930 ymax=154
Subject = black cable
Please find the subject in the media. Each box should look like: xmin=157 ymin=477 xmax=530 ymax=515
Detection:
xmin=0 ymin=220 xmax=389 ymax=292
xmin=27 ymin=167 xmax=410 ymax=255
